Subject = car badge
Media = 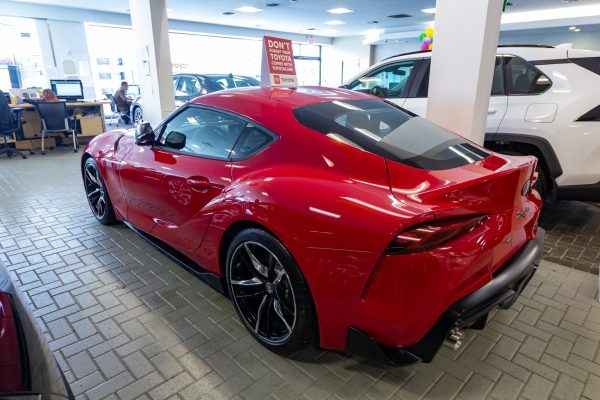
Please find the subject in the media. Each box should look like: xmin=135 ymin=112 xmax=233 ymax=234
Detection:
xmin=516 ymin=206 xmax=530 ymax=220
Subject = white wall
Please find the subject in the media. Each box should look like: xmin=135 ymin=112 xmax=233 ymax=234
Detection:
xmin=321 ymin=36 xmax=373 ymax=87
xmin=44 ymin=20 xmax=95 ymax=98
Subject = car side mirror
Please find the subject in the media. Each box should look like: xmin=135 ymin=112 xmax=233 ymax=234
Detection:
xmin=164 ymin=131 xmax=186 ymax=150
xmin=135 ymin=122 xmax=155 ymax=146
xmin=339 ymin=84 xmax=349 ymax=89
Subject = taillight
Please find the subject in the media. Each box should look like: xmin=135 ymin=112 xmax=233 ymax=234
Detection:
xmin=386 ymin=215 xmax=486 ymax=254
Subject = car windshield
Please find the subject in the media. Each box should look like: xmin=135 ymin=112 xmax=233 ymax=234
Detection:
xmin=293 ymin=99 xmax=490 ymax=170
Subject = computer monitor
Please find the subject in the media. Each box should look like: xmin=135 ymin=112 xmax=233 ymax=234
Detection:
xmin=50 ymin=79 xmax=84 ymax=101
xmin=128 ymin=84 xmax=141 ymax=97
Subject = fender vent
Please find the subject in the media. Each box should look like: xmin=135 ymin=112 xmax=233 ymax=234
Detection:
xmin=576 ymin=105 xmax=600 ymax=122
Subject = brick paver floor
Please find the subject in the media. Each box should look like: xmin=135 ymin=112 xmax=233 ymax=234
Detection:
xmin=1 ymin=150 xmax=599 ymax=400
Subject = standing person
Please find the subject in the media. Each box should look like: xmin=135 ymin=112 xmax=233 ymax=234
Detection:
xmin=41 ymin=88 xmax=61 ymax=102
xmin=114 ymin=81 xmax=132 ymax=124
xmin=0 ymin=89 xmax=15 ymax=132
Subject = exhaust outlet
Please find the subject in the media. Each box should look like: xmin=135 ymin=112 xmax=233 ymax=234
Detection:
xmin=446 ymin=328 xmax=464 ymax=351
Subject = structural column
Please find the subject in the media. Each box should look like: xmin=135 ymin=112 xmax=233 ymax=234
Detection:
xmin=129 ymin=0 xmax=175 ymax=126
xmin=426 ymin=0 xmax=503 ymax=144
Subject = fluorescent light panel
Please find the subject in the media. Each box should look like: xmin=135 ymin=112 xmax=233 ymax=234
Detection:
xmin=327 ymin=7 xmax=353 ymax=14
xmin=234 ymin=6 xmax=263 ymax=13
xmin=325 ymin=20 xmax=346 ymax=25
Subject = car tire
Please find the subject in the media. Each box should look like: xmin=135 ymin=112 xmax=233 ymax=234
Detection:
xmin=133 ymin=106 xmax=143 ymax=125
xmin=83 ymin=158 xmax=117 ymax=225
xmin=226 ymin=228 xmax=316 ymax=355
xmin=533 ymin=164 xmax=548 ymax=201
xmin=500 ymin=151 xmax=549 ymax=200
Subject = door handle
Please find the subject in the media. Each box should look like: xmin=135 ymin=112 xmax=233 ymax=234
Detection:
xmin=488 ymin=109 xmax=497 ymax=115
xmin=187 ymin=176 xmax=211 ymax=192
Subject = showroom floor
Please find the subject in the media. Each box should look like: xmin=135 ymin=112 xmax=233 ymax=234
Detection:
xmin=1 ymin=149 xmax=599 ymax=400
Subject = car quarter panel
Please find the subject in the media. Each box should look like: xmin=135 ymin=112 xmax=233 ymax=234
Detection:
xmin=84 ymin=130 xmax=135 ymax=221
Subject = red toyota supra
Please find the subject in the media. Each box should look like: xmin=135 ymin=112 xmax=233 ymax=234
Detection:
xmin=82 ymin=87 xmax=544 ymax=365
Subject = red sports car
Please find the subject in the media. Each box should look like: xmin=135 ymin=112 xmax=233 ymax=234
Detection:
xmin=82 ymin=87 xmax=544 ymax=365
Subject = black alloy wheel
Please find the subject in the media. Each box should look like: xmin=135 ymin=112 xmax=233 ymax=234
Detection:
xmin=83 ymin=158 xmax=117 ymax=225
xmin=133 ymin=106 xmax=143 ymax=125
xmin=226 ymin=229 xmax=316 ymax=354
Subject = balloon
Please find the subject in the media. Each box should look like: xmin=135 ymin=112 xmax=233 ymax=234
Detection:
xmin=425 ymin=27 xmax=434 ymax=38
xmin=428 ymin=43 xmax=433 ymax=50
xmin=420 ymin=44 xmax=429 ymax=51
xmin=422 ymin=37 xmax=432 ymax=46
xmin=419 ymin=33 xmax=426 ymax=42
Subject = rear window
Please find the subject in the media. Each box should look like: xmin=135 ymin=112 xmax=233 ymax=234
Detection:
xmin=293 ymin=99 xmax=490 ymax=170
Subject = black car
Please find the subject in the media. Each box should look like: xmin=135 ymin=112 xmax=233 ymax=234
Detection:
xmin=130 ymin=73 xmax=260 ymax=123
xmin=0 ymin=264 xmax=73 ymax=399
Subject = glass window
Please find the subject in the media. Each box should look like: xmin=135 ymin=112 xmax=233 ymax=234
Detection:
xmin=491 ymin=56 xmax=505 ymax=95
xmin=175 ymin=75 xmax=201 ymax=96
xmin=347 ymin=60 xmax=418 ymax=98
xmin=231 ymin=124 xmax=276 ymax=160
xmin=504 ymin=56 xmax=551 ymax=95
xmin=159 ymin=107 xmax=246 ymax=159
xmin=293 ymin=99 xmax=490 ymax=170
xmin=414 ymin=56 xmax=504 ymax=98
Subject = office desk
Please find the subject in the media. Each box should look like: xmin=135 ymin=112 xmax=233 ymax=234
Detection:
xmin=10 ymin=101 xmax=109 ymax=139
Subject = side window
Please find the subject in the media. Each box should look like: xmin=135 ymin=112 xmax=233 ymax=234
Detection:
xmin=231 ymin=124 xmax=276 ymax=160
xmin=504 ymin=55 xmax=551 ymax=95
xmin=348 ymin=60 xmax=418 ymax=98
xmin=234 ymin=79 xmax=251 ymax=87
xmin=175 ymin=75 xmax=201 ymax=96
xmin=491 ymin=56 xmax=505 ymax=95
xmin=414 ymin=56 xmax=504 ymax=98
xmin=159 ymin=107 xmax=246 ymax=159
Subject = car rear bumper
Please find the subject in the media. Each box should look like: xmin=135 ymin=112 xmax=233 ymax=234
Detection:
xmin=345 ymin=227 xmax=545 ymax=366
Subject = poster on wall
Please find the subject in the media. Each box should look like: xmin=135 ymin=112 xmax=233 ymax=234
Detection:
xmin=260 ymin=35 xmax=297 ymax=88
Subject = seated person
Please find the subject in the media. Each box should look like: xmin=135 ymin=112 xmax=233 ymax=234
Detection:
xmin=114 ymin=81 xmax=132 ymax=124
xmin=0 ymin=89 xmax=16 ymax=132
xmin=41 ymin=88 xmax=61 ymax=102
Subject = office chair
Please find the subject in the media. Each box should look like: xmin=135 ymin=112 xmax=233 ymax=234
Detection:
xmin=35 ymin=102 xmax=77 ymax=154
xmin=0 ymin=109 xmax=28 ymax=159
xmin=106 ymin=94 xmax=127 ymax=127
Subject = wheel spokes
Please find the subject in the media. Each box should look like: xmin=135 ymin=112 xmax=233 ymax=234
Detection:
xmin=273 ymin=299 xmax=292 ymax=334
xmin=254 ymin=294 xmax=269 ymax=333
xmin=231 ymin=277 xmax=263 ymax=287
xmin=244 ymin=243 xmax=269 ymax=277
xmin=230 ymin=241 xmax=297 ymax=344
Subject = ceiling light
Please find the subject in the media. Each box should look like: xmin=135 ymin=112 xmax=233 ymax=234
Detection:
xmin=327 ymin=8 xmax=353 ymax=14
xmin=325 ymin=20 xmax=346 ymax=25
xmin=235 ymin=6 xmax=263 ymax=13
xmin=574 ymin=28 xmax=581 ymax=31
xmin=265 ymin=3 xmax=280 ymax=6
xmin=569 ymin=26 xmax=577 ymax=30
xmin=223 ymin=11 xmax=235 ymax=15
xmin=502 ymin=4 xmax=600 ymax=24
xmin=421 ymin=8 xmax=436 ymax=14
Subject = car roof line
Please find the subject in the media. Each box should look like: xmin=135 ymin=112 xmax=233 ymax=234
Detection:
xmin=381 ymin=44 xmax=556 ymax=61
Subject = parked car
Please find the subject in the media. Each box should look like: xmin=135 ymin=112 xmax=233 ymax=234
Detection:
xmin=82 ymin=86 xmax=544 ymax=365
xmin=343 ymin=45 xmax=600 ymax=202
xmin=130 ymin=73 xmax=260 ymax=124
xmin=0 ymin=264 xmax=73 ymax=399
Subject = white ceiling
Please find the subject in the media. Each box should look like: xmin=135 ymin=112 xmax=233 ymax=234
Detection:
xmin=5 ymin=0 xmax=600 ymax=37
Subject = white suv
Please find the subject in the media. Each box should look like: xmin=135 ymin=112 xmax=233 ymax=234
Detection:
xmin=343 ymin=45 xmax=600 ymax=202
